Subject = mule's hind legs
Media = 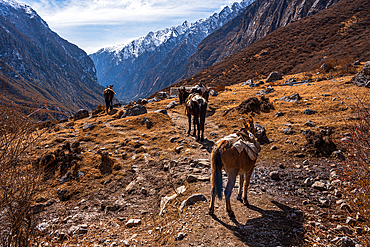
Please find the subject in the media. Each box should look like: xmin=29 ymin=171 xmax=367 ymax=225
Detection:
xmin=224 ymin=172 xmax=237 ymax=218
xmin=209 ymin=188 xmax=216 ymax=215
xmin=237 ymin=174 xmax=244 ymax=202
xmin=242 ymin=168 xmax=255 ymax=206
xmin=187 ymin=114 xmax=192 ymax=135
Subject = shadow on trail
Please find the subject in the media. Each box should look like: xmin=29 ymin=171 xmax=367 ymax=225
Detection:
xmin=211 ymin=200 xmax=304 ymax=247
xmin=197 ymin=138 xmax=214 ymax=153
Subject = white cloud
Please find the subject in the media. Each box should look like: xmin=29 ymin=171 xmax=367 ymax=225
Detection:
xmin=22 ymin=0 xmax=234 ymax=27
xmin=20 ymin=0 xmax=240 ymax=53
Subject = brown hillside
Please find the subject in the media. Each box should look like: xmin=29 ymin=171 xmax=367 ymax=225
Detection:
xmin=9 ymin=66 xmax=369 ymax=245
xmin=173 ymin=0 xmax=370 ymax=89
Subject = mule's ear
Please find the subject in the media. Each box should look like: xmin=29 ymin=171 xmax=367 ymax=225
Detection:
xmin=242 ymin=118 xmax=249 ymax=129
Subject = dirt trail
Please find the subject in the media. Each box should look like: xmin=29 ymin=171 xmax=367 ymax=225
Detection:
xmin=164 ymin=108 xmax=305 ymax=247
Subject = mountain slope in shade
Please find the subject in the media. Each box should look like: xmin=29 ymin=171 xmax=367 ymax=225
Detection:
xmin=169 ymin=0 xmax=370 ymax=89
xmin=90 ymin=0 xmax=254 ymax=101
xmin=0 ymin=0 xmax=104 ymax=118
xmin=185 ymin=0 xmax=340 ymax=78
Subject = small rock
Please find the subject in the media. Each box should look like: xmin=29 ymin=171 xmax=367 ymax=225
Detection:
xmin=275 ymin=112 xmax=284 ymax=117
xmin=319 ymin=197 xmax=331 ymax=208
xmin=269 ymin=171 xmax=280 ymax=180
xmin=155 ymin=109 xmax=168 ymax=115
xmin=82 ymin=123 xmax=95 ymax=131
xmin=169 ymin=137 xmax=180 ymax=143
xmin=209 ymin=90 xmax=219 ymax=96
xmin=303 ymin=109 xmax=316 ymax=115
xmin=304 ymin=178 xmax=313 ymax=187
xmin=271 ymin=145 xmax=277 ymax=150
xmin=282 ymin=127 xmax=293 ymax=135
xmin=331 ymin=236 xmax=356 ymax=247
xmin=174 ymin=232 xmax=187 ymax=240
xmin=175 ymin=146 xmax=183 ymax=154
xmin=340 ymin=203 xmax=352 ymax=212
xmin=312 ymin=181 xmax=326 ymax=191
xmin=125 ymin=219 xmax=141 ymax=227
xmin=346 ymin=217 xmax=357 ymax=225
xmin=31 ymin=203 xmax=45 ymax=214
xmin=305 ymin=121 xmax=315 ymax=127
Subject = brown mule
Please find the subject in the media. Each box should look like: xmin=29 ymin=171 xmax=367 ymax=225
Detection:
xmin=103 ymin=85 xmax=115 ymax=113
xmin=209 ymin=118 xmax=260 ymax=218
xmin=178 ymin=87 xmax=207 ymax=142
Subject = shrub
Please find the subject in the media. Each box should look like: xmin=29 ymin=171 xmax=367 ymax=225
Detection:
xmin=340 ymin=97 xmax=370 ymax=244
xmin=0 ymin=96 xmax=44 ymax=246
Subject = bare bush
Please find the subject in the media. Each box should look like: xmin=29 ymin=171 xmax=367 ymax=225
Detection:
xmin=0 ymin=96 xmax=44 ymax=246
xmin=340 ymin=97 xmax=370 ymax=243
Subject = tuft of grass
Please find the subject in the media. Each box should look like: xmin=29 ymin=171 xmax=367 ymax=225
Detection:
xmin=339 ymin=96 xmax=370 ymax=244
xmin=0 ymin=95 xmax=45 ymax=246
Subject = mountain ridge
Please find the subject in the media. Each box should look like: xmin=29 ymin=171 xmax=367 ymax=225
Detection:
xmin=90 ymin=0 xmax=254 ymax=101
xmin=0 ymin=0 xmax=104 ymax=119
xmin=169 ymin=0 xmax=370 ymax=90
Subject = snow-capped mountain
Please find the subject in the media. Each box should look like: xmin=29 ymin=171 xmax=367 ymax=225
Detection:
xmin=0 ymin=0 xmax=104 ymax=117
xmin=90 ymin=0 xmax=254 ymax=101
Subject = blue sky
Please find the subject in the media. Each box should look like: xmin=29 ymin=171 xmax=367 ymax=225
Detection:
xmin=20 ymin=0 xmax=237 ymax=54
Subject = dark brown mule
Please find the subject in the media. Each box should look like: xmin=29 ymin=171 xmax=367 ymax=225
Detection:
xmin=209 ymin=118 xmax=260 ymax=218
xmin=179 ymin=87 xmax=207 ymax=142
xmin=103 ymin=85 xmax=115 ymax=113
xmin=191 ymin=85 xmax=210 ymax=102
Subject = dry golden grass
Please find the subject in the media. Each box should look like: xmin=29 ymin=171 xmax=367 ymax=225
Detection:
xmin=26 ymin=65 xmax=370 ymax=246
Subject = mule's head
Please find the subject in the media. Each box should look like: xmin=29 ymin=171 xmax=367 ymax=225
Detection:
xmin=242 ymin=117 xmax=255 ymax=135
xmin=178 ymin=87 xmax=189 ymax=104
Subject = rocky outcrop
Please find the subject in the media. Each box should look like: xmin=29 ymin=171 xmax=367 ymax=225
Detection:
xmin=351 ymin=61 xmax=370 ymax=87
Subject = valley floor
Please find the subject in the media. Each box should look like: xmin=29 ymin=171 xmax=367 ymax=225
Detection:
xmin=30 ymin=72 xmax=369 ymax=246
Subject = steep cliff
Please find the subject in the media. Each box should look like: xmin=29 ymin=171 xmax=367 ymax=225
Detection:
xmin=0 ymin=0 xmax=104 ymax=118
xmin=186 ymin=0 xmax=340 ymax=77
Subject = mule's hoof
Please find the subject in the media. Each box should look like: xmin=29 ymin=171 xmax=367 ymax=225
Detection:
xmin=208 ymin=210 xmax=214 ymax=216
xmin=243 ymin=199 xmax=249 ymax=206
xmin=237 ymin=195 xmax=242 ymax=202
xmin=228 ymin=210 xmax=235 ymax=218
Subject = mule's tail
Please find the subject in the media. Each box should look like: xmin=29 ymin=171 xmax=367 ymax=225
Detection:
xmin=211 ymin=140 xmax=227 ymax=200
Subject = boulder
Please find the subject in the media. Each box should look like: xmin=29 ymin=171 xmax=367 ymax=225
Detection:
xmin=179 ymin=194 xmax=207 ymax=213
xmin=279 ymin=93 xmax=302 ymax=103
xmin=156 ymin=91 xmax=170 ymax=100
xmin=124 ymin=104 xmax=147 ymax=117
xmin=256 ymin=86 xmax=275 ymax=96
xmin=73 ymin=109 xmax=89 ymax=120
xmin=254 ymin=123 xmax=270 ymax=144
xmin=166 ymin=101 xmax=178 ymax=110
xmin=266 ymin=71 xmax=282 ymax=82
xmin=350 ymin=61 xmax=370 ymax=87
